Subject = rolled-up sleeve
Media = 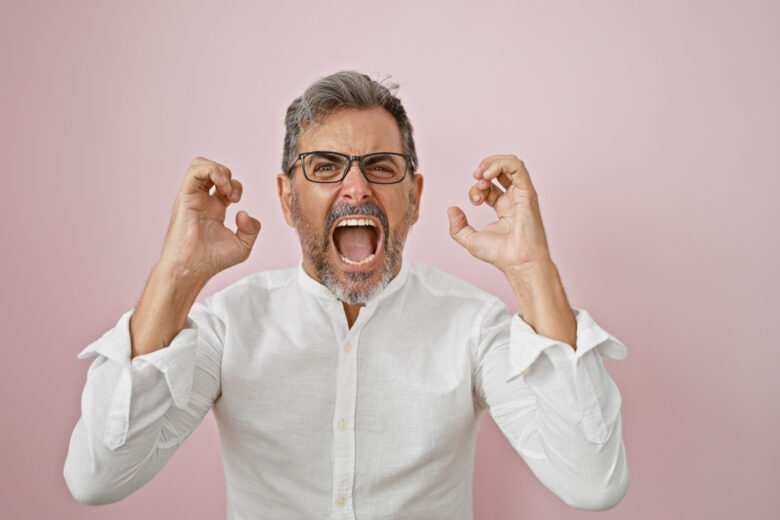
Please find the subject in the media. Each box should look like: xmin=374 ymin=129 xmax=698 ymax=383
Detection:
xmin=64 ymin=300 xmax=224 ymax=505
xmin=473 ymin=300 xmax=630 ymax=510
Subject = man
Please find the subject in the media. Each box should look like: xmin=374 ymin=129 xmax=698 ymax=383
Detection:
xmin=64 ymin=71 xmax=629 ymax=518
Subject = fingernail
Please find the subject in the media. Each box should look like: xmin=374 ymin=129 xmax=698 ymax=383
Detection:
xmin=471 ymin=194 xmax=480 ymax=202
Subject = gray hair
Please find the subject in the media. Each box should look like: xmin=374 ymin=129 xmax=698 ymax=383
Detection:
xmin=282 ymin=70 xmax=419 ymax=178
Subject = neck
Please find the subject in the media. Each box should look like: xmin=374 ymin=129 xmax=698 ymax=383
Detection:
xmin=342 ymin=301 xmax=363 ymax=328
xmin=300 ymin=261 xmax=365 ymax=328
xmin=300 ymin=257 xmax=405 ymax=329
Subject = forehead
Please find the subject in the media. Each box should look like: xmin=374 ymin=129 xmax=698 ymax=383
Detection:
xmin=297 ymin=107 xmax=404 ymax=155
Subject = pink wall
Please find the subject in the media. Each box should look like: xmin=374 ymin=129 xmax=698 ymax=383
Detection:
xmin=2 ymin=1 xmax=778 ymax=518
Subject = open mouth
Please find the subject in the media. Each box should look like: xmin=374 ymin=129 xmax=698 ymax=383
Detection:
xmin=331 ymin=217 xmax=383 ymax=267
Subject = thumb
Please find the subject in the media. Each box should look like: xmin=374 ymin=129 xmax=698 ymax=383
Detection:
xmin=446 ymin=206 xmax=475 ymax=249
xmin=235 ymin=210 xmax=261 ymax=249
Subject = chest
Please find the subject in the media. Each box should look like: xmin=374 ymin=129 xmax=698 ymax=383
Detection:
xmin=214 ymin=313 xmax=477 ymax=444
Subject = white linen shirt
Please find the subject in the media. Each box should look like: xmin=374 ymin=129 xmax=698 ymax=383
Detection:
xmin=64 ymin=258 xmax=630 ymax=519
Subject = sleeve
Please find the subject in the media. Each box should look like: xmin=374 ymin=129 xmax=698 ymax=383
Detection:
xmin=472 ymin=299 xmax=630 ymax=511
xmin=63 ymin=299 xmax=225 ymax=506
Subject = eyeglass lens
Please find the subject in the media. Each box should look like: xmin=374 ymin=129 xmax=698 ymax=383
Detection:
xmin=303 ymin=153 xmax=407 ymax=183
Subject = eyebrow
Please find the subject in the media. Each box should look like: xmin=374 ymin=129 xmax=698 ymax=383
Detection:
xmin=362 ymin=153 xmax=393 ymax=164
xmin=313 ymin=151 xmax=347 ymax=161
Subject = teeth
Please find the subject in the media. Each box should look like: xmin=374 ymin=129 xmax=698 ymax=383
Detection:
xmin=336 ymin=218 xmax=376 ymax=228
xmin=339 ymin=253 xmax=375 ymax=266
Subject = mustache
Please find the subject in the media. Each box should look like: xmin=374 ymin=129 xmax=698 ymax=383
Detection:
xmin=324 ymin=202 xmax=390 ymax=246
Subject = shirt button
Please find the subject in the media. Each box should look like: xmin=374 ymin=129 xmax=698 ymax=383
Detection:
xmin=338 ymin=420 xmax=347 ymax=431
xmin=344 ymin=342 xmax=352 ymax=353
xmin=576 ymin=358 xmax=581 ymax=366
xmin=337 ymin=496 xmax=346 ymax=507
xmin=522 ymin=368 xmax=530 ymax=376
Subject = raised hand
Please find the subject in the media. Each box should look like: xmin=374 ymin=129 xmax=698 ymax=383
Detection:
xmin=447 ymin=154 xmax=553 ymax=276
xmin=158 ymin=157 xmax=262 ymax=285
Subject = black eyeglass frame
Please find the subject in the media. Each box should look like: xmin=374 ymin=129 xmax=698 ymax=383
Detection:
xmin=288 ymin=151 xmax=412 ymax=184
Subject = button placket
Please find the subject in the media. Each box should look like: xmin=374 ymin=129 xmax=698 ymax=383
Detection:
xmin=331 ymin=328 xmax=361 ymax=519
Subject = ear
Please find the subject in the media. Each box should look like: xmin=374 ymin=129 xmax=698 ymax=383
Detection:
xmin=277 ymin=173 xmax=294 ymax=227
xmin=412 ymin=173 xmax=424 ymax=224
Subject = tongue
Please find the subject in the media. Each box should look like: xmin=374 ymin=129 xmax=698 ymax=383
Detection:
xmin=334 ymin=227 xmax=375 ymax=262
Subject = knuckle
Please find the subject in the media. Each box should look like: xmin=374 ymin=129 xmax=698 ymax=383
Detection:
xmin=211 ymin=168 xmax=228 ymax=183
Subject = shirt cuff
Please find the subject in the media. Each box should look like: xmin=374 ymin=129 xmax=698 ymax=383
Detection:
xmin=507 ymin=306 xmax=627 ymax=382
xmin=77 ymin=308 xmax=201 ymax=409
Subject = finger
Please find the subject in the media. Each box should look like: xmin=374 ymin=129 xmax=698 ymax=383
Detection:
xmin=483 ymin=182 xmax=503 ymax=207
xmin=212 ymin=178 xmax=242 ymax=205
xmin=469 ymin=183 xmax=504 ymax=208
xmin=181 ymin=157 xmax=233 ymax=198
xmin=469 ymin=183 xmax=490 ymax=206
xmin=469 ymin=182 xmax=503 ymax=208
xmin=473 ymin=154 xmax=517 ymax=179
xmin=235 ymin=210 xmax=261 ymax=249
xmin=211 ymin=183 xmax=231 ymax=207
xmin=228 ymin=178 xmax=242 ymax=202
xmin=481 ymin=157 xmax=536 ymax=195
xmin=447 ymin=206 xmax=476 ymax=249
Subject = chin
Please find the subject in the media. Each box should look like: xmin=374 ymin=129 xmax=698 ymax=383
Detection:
xmin=323 ymin=255 xmax=393 ymax=304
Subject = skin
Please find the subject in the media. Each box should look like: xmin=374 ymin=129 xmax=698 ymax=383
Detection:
xmin=277 ymin=107 xmax=424 ymax=327
xmin=447 ymin=155 xmax=578 ymax=350
xmin=129 ymin=157 xmax=262 ymax=358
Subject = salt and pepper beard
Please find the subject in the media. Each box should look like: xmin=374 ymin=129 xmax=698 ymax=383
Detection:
xmin=290 ymin=188 xmax=416 ymax=305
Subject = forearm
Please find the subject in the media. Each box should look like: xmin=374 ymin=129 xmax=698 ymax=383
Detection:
xmin=66 ymin=301 xmax=223 ymax=505
xmin=525 ymin=400 xmax=629 ymax=509
xmin=504 ymin=261 xmax=577 ymax=351
xmin=526 ymin=337 xmax=630 ymax=508
xmin=130 ymin=263 xmax=207 ymax=359
xmin=64 ymin=349 xmax=180 ymax=505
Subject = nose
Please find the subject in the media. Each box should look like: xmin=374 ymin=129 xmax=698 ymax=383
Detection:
xmin=339 ymin=160 xmax=373 ymax=204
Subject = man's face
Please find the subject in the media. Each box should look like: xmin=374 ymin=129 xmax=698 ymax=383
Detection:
xmin=277 ymin=107 xmax=423 ymax=304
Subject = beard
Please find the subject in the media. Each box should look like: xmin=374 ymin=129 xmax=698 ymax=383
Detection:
xmin=290 ymin=189 xmax=416 ymax=304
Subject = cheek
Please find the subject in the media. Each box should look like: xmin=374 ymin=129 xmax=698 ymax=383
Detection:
xmin=387 ymin=197 xmax=414 ymax=225
xmin=297 ymin=188 xmax=334 ymax=224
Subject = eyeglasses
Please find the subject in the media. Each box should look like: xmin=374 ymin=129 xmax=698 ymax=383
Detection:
xmin=289 ymin=151 xmax=411 ymax=184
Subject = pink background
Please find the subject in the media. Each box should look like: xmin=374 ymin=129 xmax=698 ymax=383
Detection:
xmin=1 ymin=1 xmax=778 ymax=518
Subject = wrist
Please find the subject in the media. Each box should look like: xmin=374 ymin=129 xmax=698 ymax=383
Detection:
xmin=130 ymin=263 xmax=206 ymax=359
xmin=150 ymin=262 xmax=209 ymax=306
xmin=504 ymin=260 xmax=574 ymax=336
xmin=502 ymin=259 xmax=559 ymax=288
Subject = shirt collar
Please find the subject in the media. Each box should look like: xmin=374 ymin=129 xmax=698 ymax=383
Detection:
xmin=296 ymin=256 xmax=410 ymax=306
